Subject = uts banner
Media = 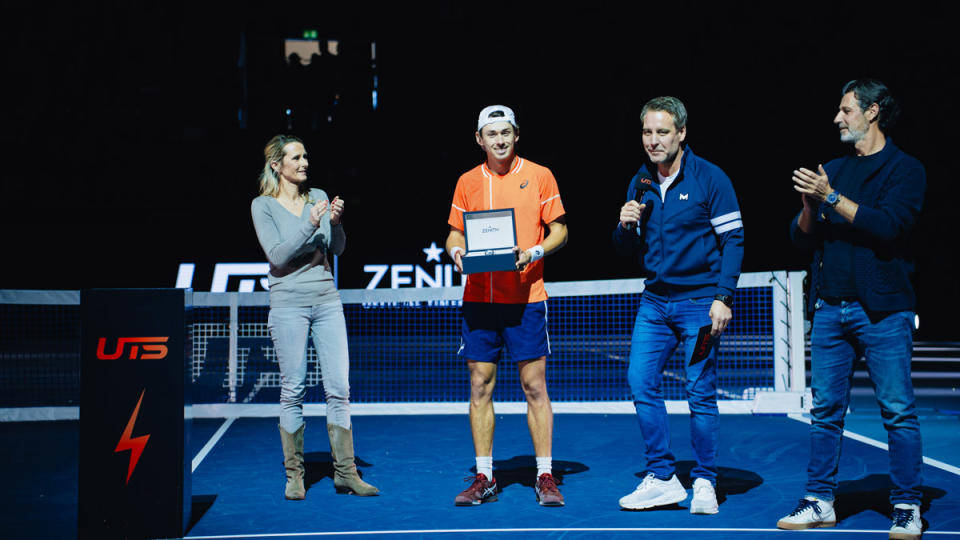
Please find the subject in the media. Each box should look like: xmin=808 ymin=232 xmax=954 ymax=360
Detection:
xmin=79 ymin=289 xmax=191 ymax=539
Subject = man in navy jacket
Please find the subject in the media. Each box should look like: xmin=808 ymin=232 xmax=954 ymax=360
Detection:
xmin=613 ymin=96 xmax=744 ymax=515
xmin=777 ymin=79 xmax=925 ymax=540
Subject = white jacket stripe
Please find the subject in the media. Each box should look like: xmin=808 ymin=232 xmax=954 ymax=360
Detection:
xmin=714 ymin=220 xmax=743 ymax=234
xmin=710 ymin=211 xmax=742 ymax=226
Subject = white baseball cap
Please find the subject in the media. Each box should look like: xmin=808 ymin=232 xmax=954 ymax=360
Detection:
xmin=477 ymin=105 xmax=518 ymax=131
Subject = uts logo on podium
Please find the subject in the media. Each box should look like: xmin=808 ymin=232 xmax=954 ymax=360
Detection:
xmin=96 ymin=337 xmax=169 ymax=360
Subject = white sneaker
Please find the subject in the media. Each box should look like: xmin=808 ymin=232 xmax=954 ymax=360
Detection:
xmin=619 ymin=473 xmax=687 ymax=510
xmin=889 ymin=503 xmax=922 ymax=540
xmin=690 ymin=477 xmax=718 ymax=514
xmin=776 ymin=497 xmax=836 ymax=529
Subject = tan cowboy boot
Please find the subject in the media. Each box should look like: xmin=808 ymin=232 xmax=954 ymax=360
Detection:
xmin=327 ymin=424 xmax=379 ymax=496
xmin=278 ymin=424 xmax=305 ymax=500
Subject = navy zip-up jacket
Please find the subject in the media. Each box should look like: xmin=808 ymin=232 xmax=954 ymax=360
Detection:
xmin=612 ymin=146 xmax=745 ymax=300
xmin=789 ymin=138 xmax=925 ymax=316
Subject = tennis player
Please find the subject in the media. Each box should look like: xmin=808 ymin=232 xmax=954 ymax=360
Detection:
xmin=446 ymin=105 xmax=568 ymax=507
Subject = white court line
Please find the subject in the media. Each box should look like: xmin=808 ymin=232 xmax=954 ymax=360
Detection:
xmin=788 ymin=414 xmax=960 ymax=476
xmin=192 ymin=417 xmax=236 ymax=473
xmin=184 ymin=527 xmax=960 ymax=538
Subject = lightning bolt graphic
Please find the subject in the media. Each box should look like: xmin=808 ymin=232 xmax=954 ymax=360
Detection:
xmin=114 ymin=389 xmax=151 ymax=484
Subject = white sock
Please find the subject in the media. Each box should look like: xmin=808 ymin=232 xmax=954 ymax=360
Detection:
xmin=536 ymin=456 xmax=552 ymax=477
xmin=476 ymin=456 xmax=493 ymax=480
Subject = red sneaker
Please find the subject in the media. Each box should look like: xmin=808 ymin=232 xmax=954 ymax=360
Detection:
xmin=535 ymin=473 xmax=564 ymax=506
xmin=454 ymin=473 xmax=498 ymax=506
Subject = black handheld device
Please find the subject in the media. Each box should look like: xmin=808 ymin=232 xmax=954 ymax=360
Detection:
xmin=634 ymin=175 xmax=657 ymax=203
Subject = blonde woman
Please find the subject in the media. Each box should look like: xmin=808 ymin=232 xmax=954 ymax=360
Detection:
xmin=250 ymin=134 xmax=377 ymax=499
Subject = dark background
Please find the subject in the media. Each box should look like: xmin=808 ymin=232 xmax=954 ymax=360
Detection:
xmin=3 ymin=3 xmax=957 ymax=339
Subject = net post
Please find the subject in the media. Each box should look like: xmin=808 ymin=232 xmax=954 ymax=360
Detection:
xmin=228 ymin=293 xmax=238 ymax=403
xmin=772 ymin=271 xmax=789 ymax=392
xmin=787 ymin=271 xmax=807 ymax=395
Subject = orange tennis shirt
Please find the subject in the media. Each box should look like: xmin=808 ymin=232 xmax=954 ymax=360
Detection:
xmin=448 ymin=157 xmax=566 ymax=304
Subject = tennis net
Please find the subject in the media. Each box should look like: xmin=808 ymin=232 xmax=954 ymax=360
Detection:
xmin=1 ymin=272 xmax=806 ymax=419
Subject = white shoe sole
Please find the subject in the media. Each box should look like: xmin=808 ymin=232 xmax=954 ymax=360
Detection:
xmin=690 ymin=503 xmax=718 ymax=514
xmin=619 ymin=491 xmax=687 ymax=510
xmin=776 ymin=519 xmax=836 ymax=530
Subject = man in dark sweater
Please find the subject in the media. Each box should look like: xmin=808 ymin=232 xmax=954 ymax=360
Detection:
xmin=778 ymin=79 xmax=925 ymax=540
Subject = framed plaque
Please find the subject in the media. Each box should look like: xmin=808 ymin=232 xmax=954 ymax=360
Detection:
xmin=462 ymin=208 xmax=518 ymax=274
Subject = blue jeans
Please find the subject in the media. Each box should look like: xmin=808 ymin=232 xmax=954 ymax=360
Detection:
xmin=627 ymin=292 xmax=719 ymax=483
xmin=806 ymin=299 xmax=922 ymax=505
xmin=268 ymin=302 xmax=352 ymax=433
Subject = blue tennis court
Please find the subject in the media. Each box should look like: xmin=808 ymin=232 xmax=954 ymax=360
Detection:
xmin=4 ymin=410 xmax=960 ymax=538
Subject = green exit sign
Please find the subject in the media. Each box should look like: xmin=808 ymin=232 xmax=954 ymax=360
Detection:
xmin=302 ymin=29 xmax=318 ymax=39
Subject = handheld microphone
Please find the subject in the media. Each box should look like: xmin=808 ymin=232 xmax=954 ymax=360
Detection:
xmin=634 ymin=175 xmax=656 ymax=204
xmin=624 ymin=174 xmax=656 ymax=232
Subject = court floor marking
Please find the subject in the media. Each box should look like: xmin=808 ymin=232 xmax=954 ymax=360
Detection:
xmin=184 ymin=527 xmax=960 ymax=538
xmin=787 ymin=414 xmax=960 ymax=476
xmin=192 ymin=416 xmax=236 ymax=473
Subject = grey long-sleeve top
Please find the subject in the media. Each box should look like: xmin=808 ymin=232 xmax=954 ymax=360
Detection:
xmin=250 ymin=188 xmax=345 ymax=308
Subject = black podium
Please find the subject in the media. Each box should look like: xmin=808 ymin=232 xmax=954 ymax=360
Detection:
xmin=79 ymin=289 xmax=192 ymax=539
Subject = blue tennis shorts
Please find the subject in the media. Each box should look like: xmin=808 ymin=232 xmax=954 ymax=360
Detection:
xmin=460 ymin=301 xmax=550 ymax=363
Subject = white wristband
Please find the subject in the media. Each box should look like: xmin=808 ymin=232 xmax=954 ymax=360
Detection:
xmin=527 ymin=245 xmax=544 ymax=262
xmin=448 ymin=246 xmax=464 ymax=260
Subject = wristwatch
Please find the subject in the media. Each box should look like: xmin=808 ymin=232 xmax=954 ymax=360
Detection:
xmin=825 ymin=191 xmax=841 ymax=207
xmin=714 ymin=294 xmax=734 ymax=308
